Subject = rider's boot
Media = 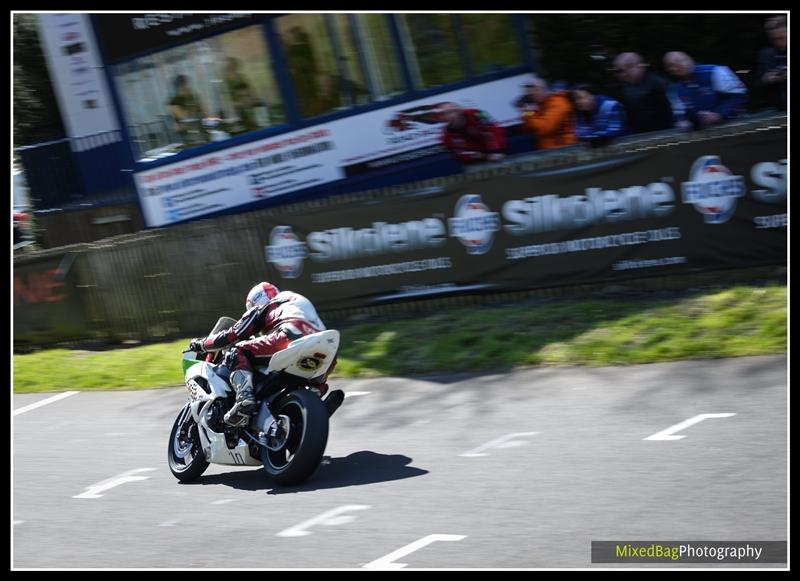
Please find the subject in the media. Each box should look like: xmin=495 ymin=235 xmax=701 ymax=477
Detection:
xmin=224 ymin=369 xmax=258 ymax=426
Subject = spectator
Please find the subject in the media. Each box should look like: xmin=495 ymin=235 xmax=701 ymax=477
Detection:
xmin=663 ymin=51 xmax=747 ymax=131
xmin=754 ymin=15 xmax=787 ymax=111
xmin=285 ymin=25 xmax=323 ymax=117
xmin=440 ymin=102 xmax=507 ymax=164
xmin=612 ymin=52 xmax=675 ymax=133
xmin=223 ymin=57 xmax=259 ymax=132
xmin=13 ymin=211 xmax=29 ymax=245
xmin=168 ymin=74 xmax=209 ymax=145
xmin=517 ymin=76 xmax=578 ymax=150
xmin=570 ymin=84 xmax=627 ymax=148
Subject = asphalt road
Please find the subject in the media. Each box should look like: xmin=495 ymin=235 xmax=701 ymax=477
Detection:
xmin=13 ymin=355 xmax=787 ymax=569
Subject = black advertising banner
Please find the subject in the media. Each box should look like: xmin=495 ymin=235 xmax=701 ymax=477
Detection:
xmin=92 ymin=14 xmax=259 ymax=62
xmin=13 ymin=254 xmax=90 ymax=344
xmin=260 ymin=127 xmax=786 ymax=311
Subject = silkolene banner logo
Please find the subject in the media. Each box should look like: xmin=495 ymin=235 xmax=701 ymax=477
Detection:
xmin=265 ymin=195 xmax=501 ymax=276
xmin=263 ymin=181 xmax=675 ymax=276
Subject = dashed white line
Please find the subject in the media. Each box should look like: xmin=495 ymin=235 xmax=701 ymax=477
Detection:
xmin=73 ymin=468 xmax=156 ymax=499
xmin=460 ymin=432 xmax=540 ymax=457
xmin=644 ymin=413 xmax=736 ymax=441
xmin=363 ymin=534 xmax=467 ymax=569
xmin=344 ymin=391 xmax=371 ymax=398
xmin=211 ymin=499 xmax=237 ymax=505
xmin=159 ymin=520 xmax=179 ymax=527
xmin=276 ymin=505 xmax=371 ymax=537
xmin=14 ymin=391 xmax=79 ymax=416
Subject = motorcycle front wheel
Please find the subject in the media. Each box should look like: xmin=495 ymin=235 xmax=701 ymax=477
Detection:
xmin=261 ymin=388 xmax=329 ymax=486
xmin=167 ymin=403 xmax=210 ymax=482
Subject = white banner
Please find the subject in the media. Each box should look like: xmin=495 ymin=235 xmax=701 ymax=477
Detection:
xmin=37 ymin=14 xmax=120 ymax=148
xmin=135 ymin=74 xmax=530 ymax=226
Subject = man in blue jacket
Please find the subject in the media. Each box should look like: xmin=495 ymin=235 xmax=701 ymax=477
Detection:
xmin=663 ymin=51 xmax=747 ymax=131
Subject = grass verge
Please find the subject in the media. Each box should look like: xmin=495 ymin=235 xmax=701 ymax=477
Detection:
xmin=13 ymin=283 xmax=786 ymax=393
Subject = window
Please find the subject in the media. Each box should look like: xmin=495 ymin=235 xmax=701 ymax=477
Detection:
xmin=396 ymin=14 xmax=467 ymax=89
xmin=461 ymin=14 xmax=522 ymax=74
xmin=115 ymin=25 xmax=285 ymax=161
xmin=351 ymin=14 xmax=406 ymax=100
xmin=276 ymin=14 xmax=370 ymax=118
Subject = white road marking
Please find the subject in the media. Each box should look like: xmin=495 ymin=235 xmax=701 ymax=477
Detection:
xmin=276 ymin=505 xmax=371 ymax=537
xmin=460 ymin=432 xmax=540 ymax=457
xmin=344 ymin=391 xmax=371 ymax=398
xmin=73 ymin=468 xmax=156 ymax=499
xmin=211 ymin=499 xmax=237 ymax=505
xmin=644 ymin=413 xmax=737 ymax=441
xmin=363 ymin=534 xmax=467 ymax=569
xmin=14 ymin=391 xmax=79 ymax=416
xmin=159 ymin=520 xmax=179 ymax=527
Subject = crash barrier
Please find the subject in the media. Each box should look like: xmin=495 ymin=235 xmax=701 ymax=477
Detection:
xmin=13 ymin=115 xmax=786 ymax=346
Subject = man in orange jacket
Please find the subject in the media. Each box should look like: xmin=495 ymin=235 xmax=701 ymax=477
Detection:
xmin=517 ymin=76 xmax=578 ymax=150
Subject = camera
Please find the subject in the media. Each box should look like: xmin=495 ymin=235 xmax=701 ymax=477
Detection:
xmin=514 ymin=94 xmax=536 ymax=109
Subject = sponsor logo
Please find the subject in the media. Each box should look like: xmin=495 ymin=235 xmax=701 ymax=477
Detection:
xmin=681 ymin=156 xmax=746 ymax=224
xmin=503 ymin=183 xmax=675 ymax=235
xmin=265 ymin=226 xmax=307 ymax=279
xmin=187 ymin=379 xmax=203 ymax=401
xmin=384 ymin=102 xmax=449 ymax=134
xmin=298 ymin=357 xmax=320 ymax=371
xmin=448 ymin=194 xmax=500 ymax=255
xmin=307 ymin=218 xmax=447 ymax=262
xmin=750 ymin=159 xmax=787 ymax=204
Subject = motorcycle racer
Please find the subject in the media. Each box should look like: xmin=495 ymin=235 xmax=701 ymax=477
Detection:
xmin=188 ymin=282 xmax=337 ymax=425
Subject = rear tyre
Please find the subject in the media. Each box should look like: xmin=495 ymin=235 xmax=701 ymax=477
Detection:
xmin=261 ymin=389 xmax=329 ymax=486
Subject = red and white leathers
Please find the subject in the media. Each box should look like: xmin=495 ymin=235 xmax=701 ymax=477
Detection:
xmin=199 ymin=291 xmax=334 ymax=394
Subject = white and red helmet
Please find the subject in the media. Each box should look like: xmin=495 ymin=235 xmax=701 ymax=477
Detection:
xmin=245 ymin=282 xmax=280 ymax=310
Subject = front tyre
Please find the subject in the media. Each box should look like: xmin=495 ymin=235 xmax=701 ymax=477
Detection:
xmin=168 ymin=403 xmax=209 ymax=482
xmin=261 ymin=389 xmax=329 ymax=486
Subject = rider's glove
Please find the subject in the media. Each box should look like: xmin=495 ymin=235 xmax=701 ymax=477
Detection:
xmin=188 ymin=338 xmax=207 ymax=353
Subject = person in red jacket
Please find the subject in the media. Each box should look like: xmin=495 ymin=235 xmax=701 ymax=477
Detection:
xmin=518 ymin=76 xmax=578 ymax=150
xmin=440 ymin=102 xmax=506 ymax=164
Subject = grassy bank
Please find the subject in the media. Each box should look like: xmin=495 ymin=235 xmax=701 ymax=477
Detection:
xmin=13 ymin=284 xmax=786 ymax=393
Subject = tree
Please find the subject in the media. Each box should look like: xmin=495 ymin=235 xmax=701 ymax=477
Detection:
xmin=13 ymin=13 xmax=66 ymax=149
xmin=528 ymin=13 xmax=771 ymax=108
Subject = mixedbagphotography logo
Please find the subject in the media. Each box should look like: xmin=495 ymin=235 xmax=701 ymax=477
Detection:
xmin=265 ymin=225 xmax=307 ymax=279
xmin=681 ymin=155 xmax=746 ymax=224
xmin=591 ymin=541 xmax=787 ymax=564
xmin=448 ymin=194 xmax=500 ymax=256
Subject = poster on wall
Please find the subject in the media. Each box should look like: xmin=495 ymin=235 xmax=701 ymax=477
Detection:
xmin=134 ymin=74 xmax=530 ymax=227
xmin=37 ymin=14 xmax=121 ymax=150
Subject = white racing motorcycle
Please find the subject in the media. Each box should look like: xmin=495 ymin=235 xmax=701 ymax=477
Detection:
xmin=168 ymin=317 xmax=343 ymax=486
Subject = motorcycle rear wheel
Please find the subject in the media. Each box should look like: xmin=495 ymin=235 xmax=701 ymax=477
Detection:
xmin=261 ymin=389 xmax=329 ymax=486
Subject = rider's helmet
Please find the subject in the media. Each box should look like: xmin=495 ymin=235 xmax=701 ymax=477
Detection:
xmin=245 ymin=282 xmax=280 ymax=310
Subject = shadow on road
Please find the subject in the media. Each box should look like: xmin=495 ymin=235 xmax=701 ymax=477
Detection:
xmin=184 ymin=450 xmax=427 ymax=493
